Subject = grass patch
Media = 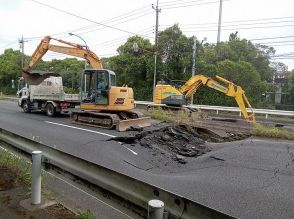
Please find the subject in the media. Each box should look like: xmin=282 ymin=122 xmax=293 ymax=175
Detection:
xmin=252 ymin=123 xmax=294 ymax=140
xmin=0 ymin=147 xmax=32 ymax=184
xmin=77 ymin=209 xmax=95 ymax=219
xmin=148 ymin=108 xmax=200 ymax=125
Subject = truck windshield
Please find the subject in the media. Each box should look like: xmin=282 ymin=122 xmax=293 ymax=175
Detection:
xmin=18 ymin=79 xmax=27 ymax=90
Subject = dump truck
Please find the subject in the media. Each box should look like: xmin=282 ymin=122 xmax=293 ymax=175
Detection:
xmin=17 ymin=74 xmax=80 ymax=116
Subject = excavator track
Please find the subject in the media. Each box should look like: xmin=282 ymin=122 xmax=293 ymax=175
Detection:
xmin=71 ymin=110 xmax=150 ymax=131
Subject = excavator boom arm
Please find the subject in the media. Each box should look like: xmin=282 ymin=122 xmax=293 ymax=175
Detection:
xmin=178 ymin=74 xmax=256 ymax=123
xmin=22 ymin=36 xmax=103 ymax=84
xmin=47 ymin=45 xmax=102 ymax=68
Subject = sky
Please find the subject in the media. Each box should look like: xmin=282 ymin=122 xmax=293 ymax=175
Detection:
xmin=0 ymin=0 xmax=294 ymax=70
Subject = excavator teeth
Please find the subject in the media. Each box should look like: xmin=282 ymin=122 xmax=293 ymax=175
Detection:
xmin=116 ymin=117 xmax=151 ymax=132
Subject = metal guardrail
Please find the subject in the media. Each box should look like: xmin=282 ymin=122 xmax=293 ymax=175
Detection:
xmin=0 ymin=128 xmax=235 ymax=219
xmin=135 ymin=101 xmax=294 ymax=119
xmin=2 ymin=96 xmax=293 ymax=119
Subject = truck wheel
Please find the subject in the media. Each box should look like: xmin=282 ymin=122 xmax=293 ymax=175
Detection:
xmin=46 ymin=103 xmax=55 ymax=117
xmin=22 ymin=100 xmax=31 ymax=113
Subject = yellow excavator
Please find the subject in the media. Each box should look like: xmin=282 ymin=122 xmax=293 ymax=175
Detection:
xmin=153 ymin=75 xmax=256 ymax=123
xmin=22 ymin=36 xmax=150 ymax=131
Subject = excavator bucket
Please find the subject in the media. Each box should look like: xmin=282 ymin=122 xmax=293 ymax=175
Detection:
xmin=22 ymin=70 xmax=58 ymax=85
xmin=116 ymin=116 xmax=151 ymax=132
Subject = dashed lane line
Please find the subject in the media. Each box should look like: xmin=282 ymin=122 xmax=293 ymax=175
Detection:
xmin=44 ymin=121 xmax=138 ymax=155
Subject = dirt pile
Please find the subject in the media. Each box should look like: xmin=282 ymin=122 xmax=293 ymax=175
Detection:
xmin=111 ymin=125 xmax=211 ymax=162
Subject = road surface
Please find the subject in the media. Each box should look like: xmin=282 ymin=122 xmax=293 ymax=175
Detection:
xmin=0 ymin=100 xmax=293 ymax=219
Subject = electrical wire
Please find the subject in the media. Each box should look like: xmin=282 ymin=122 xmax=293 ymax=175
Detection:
xmin=28 ymin=0 xmax=151 ymax=38
xmin=0 ymin=40 xmax=18 ymax=50
xmin=25 ymin=6 xmax=152 ymax=40
xmin=160 ymin=0 xmax=213 ymax=7
xmin=73 ymin=11 xmax=154 ymax=37
xmin=89 ymin=28 xmax=154 ymax=48
xmin=165 ymin=19 xmax=294 ymax=29
xmin=256 ymin=40 xmax=294 ymax=45
xmin=182 ymin=23 xmax=294 ymax=32
xmin=160 ymin=0 xmax=231 ymax=10
xmin=250 ymin=35 xmax=294 ymax=41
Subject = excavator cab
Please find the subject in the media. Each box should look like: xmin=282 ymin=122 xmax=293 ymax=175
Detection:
xmin=82 ymin=69 xmax=115 ymax=105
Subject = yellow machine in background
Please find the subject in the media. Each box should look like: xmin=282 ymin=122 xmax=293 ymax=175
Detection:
xmin=154 ymin=74 xmax=256 ymax=123
xmin=22 ymin=36 xmax=150 ymax=131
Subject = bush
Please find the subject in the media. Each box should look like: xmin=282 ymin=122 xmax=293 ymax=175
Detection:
xmin=252 ymin=123 xmax=294 ymax=139
xmin=0 ymin=86 xmax=17 ymax=95
xmin=63 ymin=86 xmax=79 ymax=94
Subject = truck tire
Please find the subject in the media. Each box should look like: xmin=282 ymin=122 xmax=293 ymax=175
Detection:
xmin=22 ymin=100 xmax=31 ymax=113
xmin=46 ymin=103 xmax=55 ymax=117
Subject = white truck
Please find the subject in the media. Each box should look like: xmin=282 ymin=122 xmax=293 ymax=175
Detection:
xmin=17 ymin=76 xmax=80 ymax=117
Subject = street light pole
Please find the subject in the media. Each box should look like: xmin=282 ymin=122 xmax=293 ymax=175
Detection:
xmin=69 ymin=32 xmax=89 ymax=49
xmin=68 ymin=33 xmax=88 ymax=92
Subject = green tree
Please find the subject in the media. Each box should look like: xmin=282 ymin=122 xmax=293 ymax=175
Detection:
xmin=108 ymin=36 xmax=154 ymax=100
xmin=0 ymin=49 xmax=28 ymax=94
xmin=157 ymin=24 xmax=193 ymax=81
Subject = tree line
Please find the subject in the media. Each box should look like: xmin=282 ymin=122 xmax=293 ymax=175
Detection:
xmin=0 ymin=24 xmax=293 ymax=109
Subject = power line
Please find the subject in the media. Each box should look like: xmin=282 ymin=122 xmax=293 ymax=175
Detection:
xmin=271 ymin=57 xmax=294 ymax=60
xmin=266 ymin=44 xmax=294 ymax=47
xmin=0 ymin=40 xmax=18 ymax=50
xmin=29 ymin=0 xmax=151 ymax=38
xmin=89 ymin=28 xmax=154 ymax=49
xmin=160 ymin=15 xmax=294 ymax=29
xmin=25 ymin=5 xmax=152 ymax=41
xmin=72 ymin=11 xmax=154 ymax=37
xmin=256 ymin=40 xmax=294 ymax=45
xmin=161 ymin=0 xmax=231 ymax=10
xmin=160 ymin=0 xmax=213 ymax=7
xmin=169 ymin=19 xmax=294 ymax=29
xmin=250 ymin=35 xmax=294 ymax=41
xmin=272 ymin=52 xmax=294 ymax=56
xmin=182 ymin=23 xmax=294 ymax=32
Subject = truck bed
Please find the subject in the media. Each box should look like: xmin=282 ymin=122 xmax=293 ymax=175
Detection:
xmin=30 ymin=93 xmax=80 ymax=102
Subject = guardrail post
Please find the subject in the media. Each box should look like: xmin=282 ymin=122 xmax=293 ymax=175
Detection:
xmin=216 ymin=109 xmax=219 ymax=115
xmin=239 ymin=112 xmax=242 ymax=117
xmin=31 ymin=151 xmax=42 ymax=205
xmin=148 ymin=200 xmax=164 ymax=219
xmin=265 ymin=114 xmax=268 ymax=119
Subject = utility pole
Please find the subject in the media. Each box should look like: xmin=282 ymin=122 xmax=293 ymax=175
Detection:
xmin=19 ymin=35 xmax=27 ymax=69
xmin=152 ymin=0 xmax=161 ymax=100
xmin=191 ymin=36 xmax=197 ymax=104
xmin=217 ymin=0 xmax=223 ymax=43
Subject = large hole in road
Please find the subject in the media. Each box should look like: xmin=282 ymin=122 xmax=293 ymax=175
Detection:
xmin=109 ymin=125 xmax=250 ymax=164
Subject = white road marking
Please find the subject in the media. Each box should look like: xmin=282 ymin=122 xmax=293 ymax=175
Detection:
xmin=45 ymin=121 xmax=138 ymax=155
xmin=120 ymin=144 xmax=138 ymax=155
xmin=45 ymin=121 xmax=116 ymax=138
